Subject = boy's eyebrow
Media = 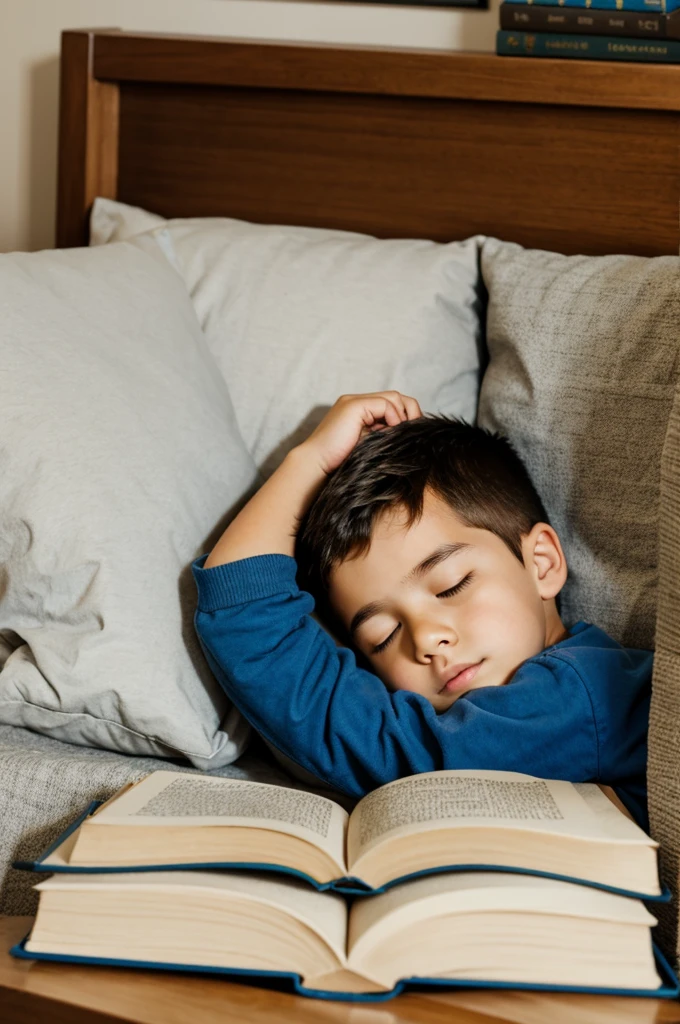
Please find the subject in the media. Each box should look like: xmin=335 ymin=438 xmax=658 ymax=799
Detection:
xmin=349 ymin=543 xmax=472 ymax=636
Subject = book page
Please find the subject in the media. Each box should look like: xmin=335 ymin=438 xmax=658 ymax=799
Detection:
xmin=575 ymin=783 xmax=638 ymax=828
xmin=347 ymin=869 xmax=657 ymax=959
xmin=90 ymin=771 xmax=348 ymax=865
xmin=34 ymin=869 xmax=349 ymax=964
xmin=347 ymin=770 xmax=653 ymax=867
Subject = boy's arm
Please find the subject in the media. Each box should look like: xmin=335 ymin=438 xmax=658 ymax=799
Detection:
xmin=204 ymin=392 xmax=419 ymax=568
xmin=193 ymin=554 xmax=600 ymax=797
xmin=203 ymin=445 xmax=323 ymax=566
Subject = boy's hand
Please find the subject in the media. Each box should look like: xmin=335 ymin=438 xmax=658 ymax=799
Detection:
xmin=204 ymin=391 xmax=422 ymax=567
xmin=299 ymin=392 xmax=423 ymax=475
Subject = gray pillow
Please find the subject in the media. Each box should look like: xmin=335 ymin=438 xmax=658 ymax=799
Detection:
xmin=0 ymin=239 xmax=258 ymax=766
xmin=478 ymin=238 xmax=680 ymax=650
xmin=91 ymin=199 xmax=486 ymax=478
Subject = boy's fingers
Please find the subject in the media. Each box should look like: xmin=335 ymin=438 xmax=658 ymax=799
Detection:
xmin=377 ymin=398 xmax=403 ymax=427
xmin=382 ymin=391 xmax=407 ymax=418
xmin=342 ymin=391 xmax=421 ymax=430
xmin=403 ymin=396 xmax=422 ymax=421
xmin=357 ymin=394 xmax=423 ymax=430
xmin=367 ymin=392 xmax=407 ymax=424
xmin=379 ymin=391 xmax=422 ymax=422
xmin=357 ymin=395 xmax=399 ymax=426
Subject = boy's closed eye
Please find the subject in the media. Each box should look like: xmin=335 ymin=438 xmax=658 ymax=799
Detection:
xmin=370 ymin=571 xmax=476 ymax=655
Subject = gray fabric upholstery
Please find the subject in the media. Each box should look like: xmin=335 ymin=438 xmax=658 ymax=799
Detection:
xmin=478 ymin=238 xmax=680 ymax=651
xmin=0 ymin=724 xmax=344 ymax=917
xmin=648 ymin=381 xmax=680 ymax=968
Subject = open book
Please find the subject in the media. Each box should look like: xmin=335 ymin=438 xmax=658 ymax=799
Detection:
xmin=22 ymin=768 xmax=663 ymax=900
xmin=15 ymin=867 xmax=673 ymax=998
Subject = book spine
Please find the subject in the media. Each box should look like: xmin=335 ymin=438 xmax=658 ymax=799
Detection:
xmin=500 ymin=3 xmax=669 ymax=35
xmin=496 ymin=28 xmax=680 ymax=58
xmin=509 ymin=0 xmax=679 ymax=14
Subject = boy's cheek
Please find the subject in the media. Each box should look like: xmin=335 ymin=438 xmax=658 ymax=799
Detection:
xmin=379 ymin=664 xmax=434 ymax=701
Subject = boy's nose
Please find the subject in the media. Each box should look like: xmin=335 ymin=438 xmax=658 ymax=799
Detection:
xmin=412 ymin=625 xmax=458 ymax=663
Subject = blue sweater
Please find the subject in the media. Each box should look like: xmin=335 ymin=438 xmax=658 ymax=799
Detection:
xmin=192 ymin=553 xmax=652 ymax=828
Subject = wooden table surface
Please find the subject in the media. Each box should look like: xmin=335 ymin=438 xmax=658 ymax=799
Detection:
xmin=2 ymin=916 xmax=680 ymax=1024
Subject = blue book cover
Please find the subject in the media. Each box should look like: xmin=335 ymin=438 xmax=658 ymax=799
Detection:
xmin=10 ymin=935 xmax=680 ymax=1002
xmin=505 ymin=0 xmax=680 ymax=13
xmin=497 ymin=27 xmax=680 ymax=58
xmin=14 ymin=799 xmax=672 ymax=902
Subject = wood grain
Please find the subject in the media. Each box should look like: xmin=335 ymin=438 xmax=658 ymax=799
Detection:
xmin=57 ymin=31 xmax=119 ymax=248
xmin=57 ymin=31 xmax=680 ymax=257
xmin=2 ymin=917 xmax=680 ymax=1024
xmin=115 ymin=81 xmax=679 ymax=256
xmin=91 ymin=32 xmax=680 ymax=113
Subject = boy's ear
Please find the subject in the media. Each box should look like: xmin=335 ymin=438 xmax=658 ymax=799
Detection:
xmin=522 ymin=523 xmax=568 ymax=600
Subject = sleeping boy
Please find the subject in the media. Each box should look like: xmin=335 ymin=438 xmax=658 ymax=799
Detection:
xmin=191 ymin=391 xmax=652 ymax=828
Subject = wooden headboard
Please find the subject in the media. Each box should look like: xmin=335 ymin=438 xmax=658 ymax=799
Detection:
xmin=58 ymin=29 xmax=680 ymax=256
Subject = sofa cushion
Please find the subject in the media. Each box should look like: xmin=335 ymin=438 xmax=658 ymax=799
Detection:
xmin=91 ymin=198 xmax=486 ymax=478
xmin=478 ymin=238 xmax=680 ymax=650
xmin=0 ymin=240 xmax=258 ymax=768
xmin=648 ymin=379 xmax=680 ymax=965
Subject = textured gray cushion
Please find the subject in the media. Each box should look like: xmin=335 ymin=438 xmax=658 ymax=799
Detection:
xmin=0 ymin=724 xmax=347 ymax=916
xmin=648 ymin=380 xmax=680 ymax=967
xmin=478 ymin=238 xmax=680 ymax=650
xmin=0 ymin=241 xmax=258 ymax=767
xmin=91 ymin=199 xmax=486 ymax=478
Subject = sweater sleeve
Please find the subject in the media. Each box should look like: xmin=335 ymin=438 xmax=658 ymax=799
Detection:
xmin=192 ymin=554 xmax=599 ymax=798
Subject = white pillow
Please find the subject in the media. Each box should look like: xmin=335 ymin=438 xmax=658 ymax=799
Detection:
xmin=91 ymin=199 xmax=485 ymax=477
xmin=89 ymin=198 xmax=165 ymax=241
xmin=0 ymin=239 xmax=258 ymax=767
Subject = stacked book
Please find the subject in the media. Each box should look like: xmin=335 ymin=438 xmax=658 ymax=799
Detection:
xmin=497 ymin=0 xmax=680 ymax=63
xmin=10 ymin=768 xmax=680 ymax=1001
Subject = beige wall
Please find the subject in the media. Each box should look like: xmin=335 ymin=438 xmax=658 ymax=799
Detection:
xmin=2 ymin=0 xmax=499 ymax=253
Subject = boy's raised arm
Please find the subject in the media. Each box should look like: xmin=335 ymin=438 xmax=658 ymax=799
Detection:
xmin=204 ymin=392 xmax=420 ymax=568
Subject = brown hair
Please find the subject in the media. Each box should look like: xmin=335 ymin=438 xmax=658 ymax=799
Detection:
xmin=296 ymin=416 xmax=550 ymax=600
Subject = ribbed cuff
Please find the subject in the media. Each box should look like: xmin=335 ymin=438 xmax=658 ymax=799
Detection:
xmin=191 ymin=553 xmax=299 ymax=611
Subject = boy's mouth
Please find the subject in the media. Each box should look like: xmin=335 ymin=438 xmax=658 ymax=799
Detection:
xmin=439 ymin=661 xmax=483 ymax=694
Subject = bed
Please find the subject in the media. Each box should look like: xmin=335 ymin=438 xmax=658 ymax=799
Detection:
xmin=57 ymin=29 xmax=680 ymax=256
xmin=2 ymin=30 xmax=680 ymax=1019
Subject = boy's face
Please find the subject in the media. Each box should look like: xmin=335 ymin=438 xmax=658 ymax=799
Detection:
xmin=327 ymin=490 xmax=567 ymax=712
